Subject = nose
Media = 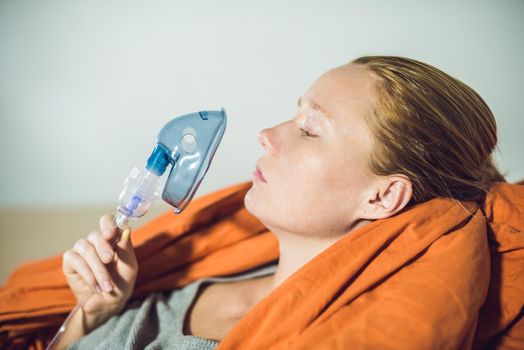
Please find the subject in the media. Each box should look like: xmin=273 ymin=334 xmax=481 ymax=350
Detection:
xmin=258 ymin=128 xmax=277 ymax=154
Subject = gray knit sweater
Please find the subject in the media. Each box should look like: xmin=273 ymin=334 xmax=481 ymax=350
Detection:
xmin=67 ymin=263 xmax=277 ymax=350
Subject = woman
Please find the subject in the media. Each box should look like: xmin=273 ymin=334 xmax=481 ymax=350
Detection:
xmin=57 ymin=56 xmax=505 ymax=349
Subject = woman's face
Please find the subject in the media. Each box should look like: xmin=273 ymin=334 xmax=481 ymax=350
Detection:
xmin=244 ymin=63 xmax=379 ymax=237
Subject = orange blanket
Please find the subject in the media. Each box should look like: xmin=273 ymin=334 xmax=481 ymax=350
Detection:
xmin=0 ymin=181 xmax=523 ymax=349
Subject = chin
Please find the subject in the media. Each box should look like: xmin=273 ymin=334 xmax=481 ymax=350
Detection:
xmin=243 ymin=186 xmax=257 ymax=215
xmin=244 ymin=185 xmax=269 ymax=221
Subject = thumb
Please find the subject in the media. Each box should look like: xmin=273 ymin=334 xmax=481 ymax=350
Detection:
xmin=113 ymin=228 xmax=137 ymax=274
xmin=113 ymin=228 xmax=135 ymax=263
xmin=111 ymin=228 xmax=137 ymax=288
xmin=117 ymin=228 xmax=132 ymax=249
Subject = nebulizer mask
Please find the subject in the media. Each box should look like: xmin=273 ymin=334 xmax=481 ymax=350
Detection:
xmin=46 ymin=108 xmax=227 ymax=350
xmin=114 ymin=108 xmax=227 ymax=230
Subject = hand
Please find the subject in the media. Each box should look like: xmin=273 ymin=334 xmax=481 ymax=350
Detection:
xmin=62 ymin=214 xmax=138 ymax=331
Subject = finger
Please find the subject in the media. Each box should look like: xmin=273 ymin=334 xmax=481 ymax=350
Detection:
xmin=87 ymin=231 xmax=115 ymax=264
xmin=99 ymin=214 xmax=117 ymax=240
xmin=73 ymin=239 xmax=114 ymax=293
xmin=63 ymin=250 xmax=101 ymax=293
xmin=113 ymin=228 xmax=134 ymax=265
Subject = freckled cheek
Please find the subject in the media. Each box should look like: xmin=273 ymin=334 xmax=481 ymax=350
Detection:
xmin=314 ymin=156 xmax=365 ymax=197
xmin=286 ymin=156 xmax=331 ymax=191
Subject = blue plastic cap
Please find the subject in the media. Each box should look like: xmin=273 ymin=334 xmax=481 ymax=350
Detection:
xmin=146 ymin=144 xmax=170 ymax=176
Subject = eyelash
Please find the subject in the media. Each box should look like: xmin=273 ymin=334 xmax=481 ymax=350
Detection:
xmin=299 ymin=128 xmax=317 ymax=138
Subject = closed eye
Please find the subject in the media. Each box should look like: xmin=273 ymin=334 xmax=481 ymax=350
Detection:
xmin=299 ymin=128 xmax=317 ymax=138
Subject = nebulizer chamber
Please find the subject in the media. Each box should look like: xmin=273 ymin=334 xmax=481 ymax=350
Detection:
xmin=114 ymin=145 xmax=168 ymax=230
xmin=115 ymin=166 xmax=162 ymax=228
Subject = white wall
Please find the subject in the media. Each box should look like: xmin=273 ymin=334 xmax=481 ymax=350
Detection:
xmin=1 ymin=0 xmax=523 ymax=207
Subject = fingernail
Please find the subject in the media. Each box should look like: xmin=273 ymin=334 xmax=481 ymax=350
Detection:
xmin=103 ymin=281 xmax=113 ymax=292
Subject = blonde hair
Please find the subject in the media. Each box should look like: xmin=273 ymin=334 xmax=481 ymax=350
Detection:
xmin=351 ymin=55 xmax=505 ymax=205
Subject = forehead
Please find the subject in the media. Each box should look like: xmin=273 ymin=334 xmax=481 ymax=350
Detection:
xmin=302 ymin=64 xmax=377 ymax=123
xmin=303 ymin=65 xmax=377 ymax=153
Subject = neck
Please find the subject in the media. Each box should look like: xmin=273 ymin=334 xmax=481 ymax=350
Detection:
xmin=252 ymin=220 xmax=372 ymax=303
xmin=268 ymin=230 xmax=339 ymax=290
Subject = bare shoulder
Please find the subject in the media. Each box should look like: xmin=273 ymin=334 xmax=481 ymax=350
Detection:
xmin=183 ymin=275 xmax=273 ymax=341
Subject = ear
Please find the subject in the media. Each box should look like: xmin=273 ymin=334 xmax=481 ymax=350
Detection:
xmin=360 ymin=175 xmax=413 ymax=220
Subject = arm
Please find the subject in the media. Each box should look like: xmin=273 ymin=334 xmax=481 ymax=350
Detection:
xmin=53 ymin=215 xmax=137 ymax=350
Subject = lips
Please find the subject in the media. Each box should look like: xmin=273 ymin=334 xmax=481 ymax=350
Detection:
xmin=253 ymin=162 xmax=267 ymax=182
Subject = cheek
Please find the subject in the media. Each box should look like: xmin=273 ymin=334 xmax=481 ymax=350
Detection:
xmin=246 ymin=153 xmax=352 ymax=234
xmin=279 ymin=149 xmax=327 ymax=194
xmin=289 ymin=152 xmax=370 ymax=222
xmin=244 ymin=139 xmax=372 ymax=235
xmin=244 ymin=153 xmax=325 ymax=225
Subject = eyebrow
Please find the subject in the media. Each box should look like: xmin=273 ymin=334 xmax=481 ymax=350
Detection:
xmin=297 ymin=97 xmax=327 ymax=115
